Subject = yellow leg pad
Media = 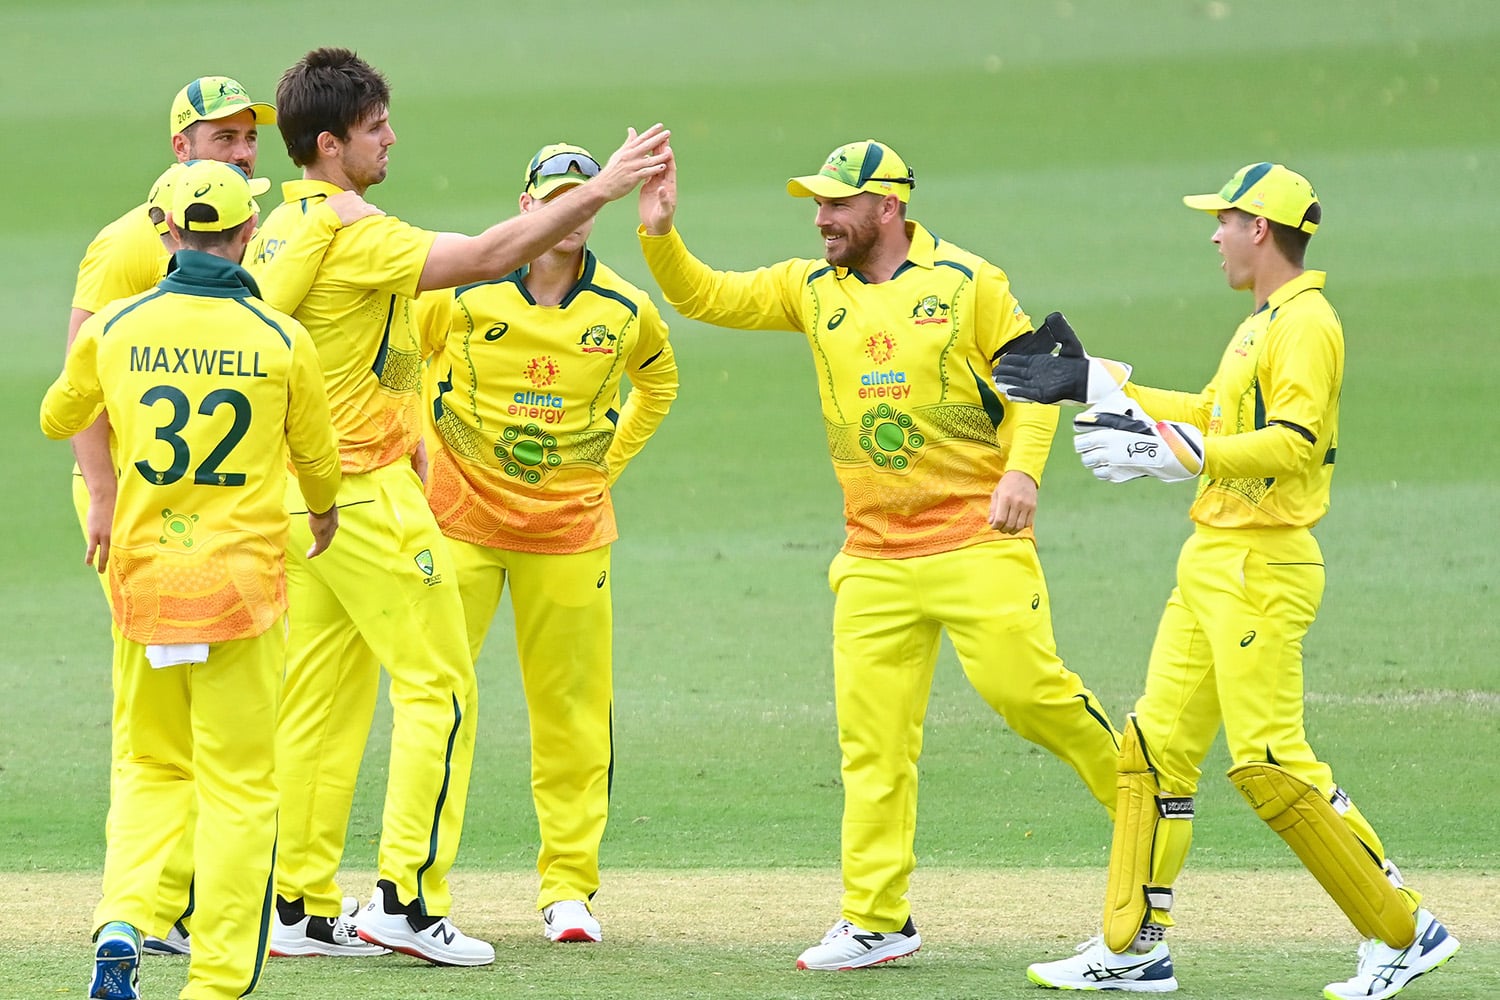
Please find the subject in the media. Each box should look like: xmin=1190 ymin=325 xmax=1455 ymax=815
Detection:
xmin=1103 ymin=717 xmax=1188 ymax=955
xmin=1229 ymin=761 xmax=1416 ymax=946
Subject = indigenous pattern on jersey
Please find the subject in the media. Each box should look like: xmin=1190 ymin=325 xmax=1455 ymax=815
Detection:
xmin=641 ymin=221 xmax=1054 ymax=559
xmin=245 ymin=180 xmax=439 ymax=474
xmin=424 ymin=252 xmax=677 ymax=553
xmin=72 ymin=198 xmax=169 ymax=315
xmin=1128 ymin=271 xmax=1342 ymax=529
xmin=41 ymin=252 xmax=340 ymax=643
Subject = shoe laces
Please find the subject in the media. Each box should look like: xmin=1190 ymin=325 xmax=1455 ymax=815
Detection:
xmin=1075 ymin=934 xmax=1105 ymax=955
xmin=820 ymin=919 xmax=855 ymax=943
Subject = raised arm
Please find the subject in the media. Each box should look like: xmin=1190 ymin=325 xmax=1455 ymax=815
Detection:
xmin=417 ymin=125 xmax=671 ymax=292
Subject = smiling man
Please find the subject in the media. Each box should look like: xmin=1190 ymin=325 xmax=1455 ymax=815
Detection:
xmin=637 ymin=139 xmax=1122 ymax=971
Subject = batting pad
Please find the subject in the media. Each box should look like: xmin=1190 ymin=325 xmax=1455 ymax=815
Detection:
xmin=1230 ymin=761 xmax=1417 ymax=946
xmin=1104 ymin=717 xmax=1188 ymax=954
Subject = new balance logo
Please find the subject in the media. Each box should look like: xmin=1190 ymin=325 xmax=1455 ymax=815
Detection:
xmin=430 ymin=924 xmax=456 ymax=946
xmin=851 ymin=931 xmax=885 ymax=950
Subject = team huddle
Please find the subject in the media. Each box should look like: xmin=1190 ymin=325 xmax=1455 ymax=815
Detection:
xmin=40 ymin=46 xmax=1458 ymax=1000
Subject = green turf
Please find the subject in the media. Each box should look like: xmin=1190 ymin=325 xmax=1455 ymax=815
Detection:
xmin=2 ymin=0 xmax=1497 ymax=995
xmin=8 ymin=939 xmax=1497 ymax=1000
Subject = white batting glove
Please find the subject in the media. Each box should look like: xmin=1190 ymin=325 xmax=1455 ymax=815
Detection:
xmin=1073 ymin=391 xmax=1205 ymax=484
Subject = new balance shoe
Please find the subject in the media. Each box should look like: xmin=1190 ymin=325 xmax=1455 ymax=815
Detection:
xmin=90 ymin=921 xmax=142 ymax=1000
xmin=542 ymin=899 xmax=602 ymax=943
xmin=271 ymin=894 xmax=390 ymax=957
xmin=142 ymin=920 xmax=190 ymax=956
xmin=795 ymin=917 xmax=921 ymax=970
xmin=1027 ymin=935 xmax=1178 ymax=992
xmin=353 ymin=879 xmax=494 ymax=967
xmin=1323 ymin=909 xmax=1459 ymax=1000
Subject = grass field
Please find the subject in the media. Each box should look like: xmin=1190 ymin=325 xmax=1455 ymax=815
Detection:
xmin=3 ymin=1 xmax=1498 ymax=998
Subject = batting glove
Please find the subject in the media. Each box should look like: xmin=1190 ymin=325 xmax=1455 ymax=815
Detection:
xmin=993 ymin=311 xmax=1132 ymax=406
xmin=1073 ymin=391 xmax=1204 ymax=484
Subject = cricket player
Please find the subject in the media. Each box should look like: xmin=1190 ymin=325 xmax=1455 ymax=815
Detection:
xmin=42 ymin=159 xmax=342 ymax=1000
xmin=637 ymin=139 xmax=1122 ymax=970
xmin=423 ymin=143 xmax=678 ymax=943
xmin=998 ymin=163 xmax=1459 ymax=999
xmin=245 ymin=47 xmax=670 ymax=965
xmin=66 ymin=76 xmax=379 ymax=958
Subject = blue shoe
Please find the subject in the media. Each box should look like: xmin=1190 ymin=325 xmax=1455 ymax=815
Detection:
xmin=90 ymin=921 xmax=142 ymax=999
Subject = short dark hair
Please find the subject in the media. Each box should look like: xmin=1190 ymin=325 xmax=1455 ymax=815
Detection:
xmin=276 ymin=47 xmax=390 ymax=167
xmin=1268 ymin=214 xmax=1316 ymax=266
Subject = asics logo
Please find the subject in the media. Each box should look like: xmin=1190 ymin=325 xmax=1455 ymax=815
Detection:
xmin=828 ymin=308 xmax=847 ymax=330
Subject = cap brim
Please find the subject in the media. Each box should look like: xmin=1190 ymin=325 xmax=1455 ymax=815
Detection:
xmin=787 ymin=174 xmax=864 ymax=199
xmin=248 ymin=176 xmax=272 ymax=197
xmin=1182 ymin=193 xmax=1232 ymax=214
xmin=529 ymin=175 xmax=589 ymax=200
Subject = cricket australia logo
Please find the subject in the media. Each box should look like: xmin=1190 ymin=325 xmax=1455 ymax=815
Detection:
xmin=159 ymin=508 xmax=199 ymax=548
xmin=911 ymin=294 xmax=950 ymax=325
xmin=494 ymin=423 xmax=563 ymax=486
xmin=414 ymin=548 xmax=442 ymax=586
xmin=858 ymin=402 xmax=925 ymax=470
xmin=865 ymin=332 xmax=897 ymax=364
xmin=578 ymin=324 xmax=617 ymax=355
xmin=1234 ymin=330 xmax=1256 ymax=356
xmin=524 ymin=355 xmax=560 ymax=387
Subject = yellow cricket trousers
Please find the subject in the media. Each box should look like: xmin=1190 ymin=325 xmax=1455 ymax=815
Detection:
xmin=828 ymin=537 xmax=1120 ymax=931
xmin=447 ymin=539 xmax=614 ymax=910
xmin=74 ymin=472 xmax=196 ymax=939
xmin=274 ymin=462 xmax=477 ymax=917
xmin=95 ymin=625 xmax=282 ymax=1000
xmin=1133 ymin=524 xmax=1392 ymax=888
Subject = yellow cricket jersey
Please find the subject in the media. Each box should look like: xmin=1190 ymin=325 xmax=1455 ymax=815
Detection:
xmin=1128 ymin=270 xmax=1342 ymax=529
xmin=424 ymin=251 xmax=678 ymax=553
xmin=245 ymin=179 xmax=439 ymax=475
xmin=640 ymin=221 xmax=1056 ymax=559
xmin=40 ymin=251 xmax=341 ymax=644
xmin=72 ymin=199 xmax=168 ymax=315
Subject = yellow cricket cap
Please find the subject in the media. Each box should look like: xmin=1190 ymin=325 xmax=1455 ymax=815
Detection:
xmin=787 ymin=140 xmax=915 ymax=203
xmin=172 ymin=160 xmax=262 ymax=233
xmin=1183 ymin=162 xmax=1321 ymax=234
xmin=523 ymin=143 xmax=601 ymax=199
xmin=149 ymin=161 xmax=270 ymax=235
xmin=169 ymin=76 xmax=276 ymax=136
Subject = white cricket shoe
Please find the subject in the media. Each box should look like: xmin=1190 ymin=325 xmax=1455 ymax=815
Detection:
xmin=795 ymin=917 xmax=921 ymax=970
xmin=353 ymin=879 xmax=494 ymax=967
xmin=1323 ymin=909 xmax=1459 ymax=1000
xmin=271 ymin=894 xmax=390 ymax=957
xmin=542 ymin=899 xmax=602 ymax=942
xmin=1027 ymin=935 xmax=1178 ymax=992
xmin=142 ymin=920 xmax=190 ymax=956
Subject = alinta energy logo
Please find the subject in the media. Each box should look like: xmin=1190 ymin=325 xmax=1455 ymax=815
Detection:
xmin=494 ymin=422 xmax=563 ymax=485
xmin=858 ymin=402 xmax=925 ymax=470
xmin=578 ymin=324 xmax=617 ymax=355
xmin=910 ymin=294 xmax=950 ymax=325
xmin=524 ymin=355 xmax=560 ymax=387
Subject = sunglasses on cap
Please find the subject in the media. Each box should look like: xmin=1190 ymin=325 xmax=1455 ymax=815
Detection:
xmin=527 ymin=151 xmax=601 ymax=190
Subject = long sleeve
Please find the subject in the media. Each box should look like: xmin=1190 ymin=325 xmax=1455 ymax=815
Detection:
xmin=605 ymin=297 xmax=677 ymax=487
xmin=284 ymin=323 xmax=342 ymax=513
xmin=638 ymin=225 xmax=805 ymax=331
xmin=40 ymin=320 xmax=105 ymax=439
xmin=1004 ymin=401 xmax=1058 ymax=485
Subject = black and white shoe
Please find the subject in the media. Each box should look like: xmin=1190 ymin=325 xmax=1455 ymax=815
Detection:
xmin=353 ymin=879 xmax=494 ymax=967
